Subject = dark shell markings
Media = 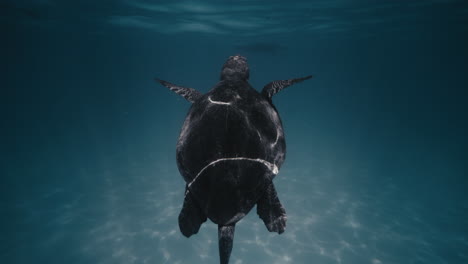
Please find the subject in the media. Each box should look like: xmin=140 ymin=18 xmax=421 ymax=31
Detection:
xmin=157 ymin=55 xmax=312 ymax=264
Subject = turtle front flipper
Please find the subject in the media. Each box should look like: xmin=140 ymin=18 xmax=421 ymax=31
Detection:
xmin=261 ymin=75 xmax=313 ymax=99
xmin=256 ymin=183 xmax=287 ymax=234
xmin=178 ymin=190 xmax=207 ymax=237
xmin=156 ymin=79 xmax=203 ymax=103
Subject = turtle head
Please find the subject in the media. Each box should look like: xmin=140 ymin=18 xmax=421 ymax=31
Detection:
xmin=220 ymin=55 xmax=249 ymax=81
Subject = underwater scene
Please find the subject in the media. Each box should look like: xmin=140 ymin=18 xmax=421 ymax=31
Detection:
xmin=2 ymin=0 xmax=468 ymax=263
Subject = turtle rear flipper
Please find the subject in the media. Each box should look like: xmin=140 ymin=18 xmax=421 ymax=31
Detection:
xmin=178 ymin=190 xmax=207 ymax=237
xmin=257 ymin=183 xmax=287 ymax=234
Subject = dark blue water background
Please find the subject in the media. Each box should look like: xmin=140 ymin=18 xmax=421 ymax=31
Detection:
xmin=2 ymin=1 xmax=467 ymax=263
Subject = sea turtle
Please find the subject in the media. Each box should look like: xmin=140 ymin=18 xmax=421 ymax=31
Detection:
xmin=156 ymin=55 xmax=312 ymax=264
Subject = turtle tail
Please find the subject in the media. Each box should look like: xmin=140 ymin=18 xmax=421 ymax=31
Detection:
xmin=218 ymin=224 xmax=235 ymax=264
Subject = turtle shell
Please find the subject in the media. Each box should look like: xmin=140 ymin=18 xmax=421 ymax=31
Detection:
xmin=176 ymin=79 xmax=286 ymax=225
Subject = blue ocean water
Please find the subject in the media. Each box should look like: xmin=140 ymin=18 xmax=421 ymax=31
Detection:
xmin=2 ymin=0 xmax=468 ymax=263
